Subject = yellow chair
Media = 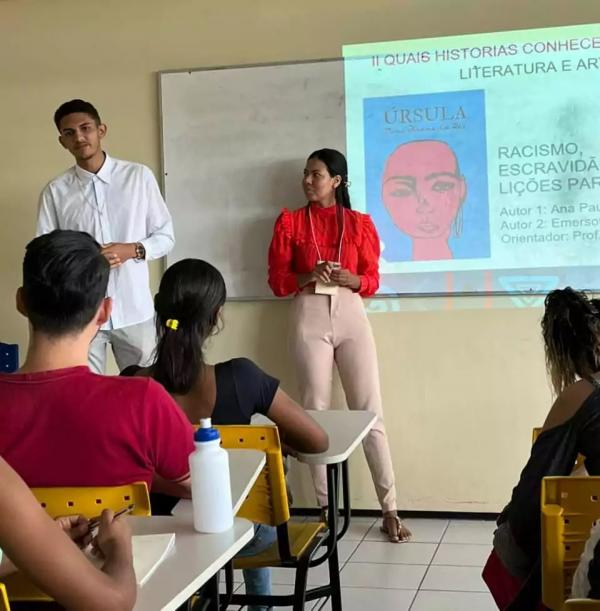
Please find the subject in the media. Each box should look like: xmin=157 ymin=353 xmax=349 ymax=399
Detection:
xmin=563 ymin=600 xmax=600 ymax=609
xmin=542 ymin=476 xmax=600 ymax=610
xmin=215 ymin=425 xmax=333 ymax=611
xmin=533 ymin=427 xmax=585 ymax=472
xmin=30 ymin=482 xmax=151 ymax=518
xmin=0 ymin=584 xmax=10 ymax=611
xmin=4 ymin=483 xmax=150 ymax=603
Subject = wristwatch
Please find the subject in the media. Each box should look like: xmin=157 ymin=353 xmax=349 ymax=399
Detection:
xmin=135 ymin=242 xmax=146 ymax=260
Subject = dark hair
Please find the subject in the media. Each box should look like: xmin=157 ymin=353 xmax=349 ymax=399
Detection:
xmin=153 ymin=259 xmax=226 ymax=395
xmin=542 ymin=287 xmax=600 ymax=394
xmin=22 ymin=230 xmax=110 ymax=336
xmin=308 ymin=148 xmax=352 ymax=209
xmin=54 ymin=99 xmax=101 ymax=130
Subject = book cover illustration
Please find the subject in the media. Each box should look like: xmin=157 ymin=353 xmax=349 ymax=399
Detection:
xmin=363 ymin=89 xmax=491 ymax=263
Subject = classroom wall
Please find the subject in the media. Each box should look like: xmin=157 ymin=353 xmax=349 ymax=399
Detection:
xmin=0 ymin=0 xmax=596 ymax=512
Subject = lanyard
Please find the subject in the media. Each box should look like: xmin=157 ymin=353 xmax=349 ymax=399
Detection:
xmin=75 ymin=174 xmax=111 ymax=245
xmin=307 ymin=203 xmax=345 ymax=264
xmin=76 ymin=174 xmax=102 ymax=211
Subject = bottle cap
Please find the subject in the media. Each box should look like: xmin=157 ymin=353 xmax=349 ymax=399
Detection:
xmin=194 ymin=418 xmax=220 ymax=442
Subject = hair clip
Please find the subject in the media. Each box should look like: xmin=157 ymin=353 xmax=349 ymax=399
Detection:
xmin=166 ymin=319 xmax=179 ymax=331
xmin=344 ymin=180 xmax=351 ymax=188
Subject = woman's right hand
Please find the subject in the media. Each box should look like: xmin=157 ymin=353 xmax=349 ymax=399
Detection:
xmin=297 ymin=262 xmax=333 ymax=288
xmin=311 ymin=261 xmax=333 ymax=284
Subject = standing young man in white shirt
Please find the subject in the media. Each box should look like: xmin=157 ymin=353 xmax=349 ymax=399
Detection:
xmin=37 ymin=99 xmax=175 ymax=374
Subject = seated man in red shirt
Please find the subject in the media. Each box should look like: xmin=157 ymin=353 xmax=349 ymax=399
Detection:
xmin=0 ymin=230 xmax=194 ymax=496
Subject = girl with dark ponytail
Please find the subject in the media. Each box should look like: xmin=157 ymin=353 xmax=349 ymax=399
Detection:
xmin=152 ymin=259 xmax=226 ymax=395
xmin=483 ymin=288 xmax=600 ymax=609
xmin=122 ymin=258 xmax=328 ymax=611
xmin=268 ymin=148 xmax=410 ymax=542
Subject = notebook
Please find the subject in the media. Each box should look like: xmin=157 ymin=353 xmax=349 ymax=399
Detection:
xmin=88 ymin=533 xmax=176 ymax=586
xmin=132 ymin=533 xmax=176 ymax=586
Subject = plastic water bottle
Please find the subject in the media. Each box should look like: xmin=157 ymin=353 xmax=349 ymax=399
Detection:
xmin=189 ymin=418 xmax=233 ymax=533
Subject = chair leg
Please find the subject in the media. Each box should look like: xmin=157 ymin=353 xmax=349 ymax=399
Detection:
xmin=292 ymin=555 xmax=311 ymax=611
xmin=220 ymin=562 xmax=234 ymax=610
xmin=326 ymin=536 xmax=342 ymax=610
xmin=338 ymin=460 xmax=351 ymax=540
xmin=206 ymin=573 xmax=219 ymax=611
xmin=326 ymin=465 xmax=343 ymax=611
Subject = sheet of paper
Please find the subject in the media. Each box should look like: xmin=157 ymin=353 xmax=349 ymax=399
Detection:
xmin=87 ymin=533 xmax=176 ymax=586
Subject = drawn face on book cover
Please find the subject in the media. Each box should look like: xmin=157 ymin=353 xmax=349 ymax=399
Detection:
xmin=382 ymin=140 xmax=466 ymax=260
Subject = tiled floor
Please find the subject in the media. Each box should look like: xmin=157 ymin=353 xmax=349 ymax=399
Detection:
xmin=229 ymin=517 xmax=498 ymax=610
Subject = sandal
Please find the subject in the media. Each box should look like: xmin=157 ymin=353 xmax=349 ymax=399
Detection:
xmin=380 ymin=513 xmax=412 ymax=543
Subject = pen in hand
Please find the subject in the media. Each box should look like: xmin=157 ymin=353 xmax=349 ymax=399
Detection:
xmin=88 ymin=504 xmax=135 ymax=535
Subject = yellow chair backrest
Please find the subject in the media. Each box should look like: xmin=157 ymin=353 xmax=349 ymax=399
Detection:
xmin=31 ymin=482 xmax=151 ymax=518
xmin=541 ymin=477 xmax=600 ymax=610
xmin=216 ymin=425 xmax=290 ymax=526
xmin=0 ymin=584 xmax=10 ymax=611
xmin=564 ymin=600 xmax=600 ymax=610
xmin=4 ymin=483 xmax=150 ymax=603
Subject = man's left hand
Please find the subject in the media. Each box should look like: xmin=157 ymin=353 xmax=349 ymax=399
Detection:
xmin=100 ymin=243 xmax=137 ymax=269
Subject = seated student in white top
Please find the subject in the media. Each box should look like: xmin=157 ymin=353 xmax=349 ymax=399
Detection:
xmin=0 ymin=456 xmax=135 ymax=611
xmin=37 ymin=99 xmax=175 ymax=374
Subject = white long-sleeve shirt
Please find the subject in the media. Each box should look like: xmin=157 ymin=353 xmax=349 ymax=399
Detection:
xmin=37 ymin=154 xmax=175 ymax=330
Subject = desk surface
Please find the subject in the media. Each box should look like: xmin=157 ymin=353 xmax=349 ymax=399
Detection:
xmin=148 ymin=448 xmax=264 ymax=610
xmin=133 ymin=415 xmax=371 ymax=608
xmin=172 ymin=448 xmax=265 ymax=520
xmin=132 ymin=515 xmax=253 ymax=611
xmin=296 ymin=411 xmax=376 ymax=465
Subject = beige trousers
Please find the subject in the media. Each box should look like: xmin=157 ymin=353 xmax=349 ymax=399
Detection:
xmin=88 ymin=318 xmax=156 ymax=374
xmin=289 ymin=287 xmax=397 ymax=514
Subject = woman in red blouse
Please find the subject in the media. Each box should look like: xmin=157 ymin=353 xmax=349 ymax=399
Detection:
xmin=268 ymin=148 xmax=411 ymax=543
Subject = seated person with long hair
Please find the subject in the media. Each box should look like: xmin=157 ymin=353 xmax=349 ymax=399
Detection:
xmin=483 ymin=288 xmax=600 ymax=610
xmin=122 ymin=258 xmax=329 ymax=611
xmin=0 ymin=456 xmax=135 ymax=611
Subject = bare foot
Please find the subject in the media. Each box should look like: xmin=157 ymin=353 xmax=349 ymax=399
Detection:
xmin=380 ymin=512 xmax=412 ymax=543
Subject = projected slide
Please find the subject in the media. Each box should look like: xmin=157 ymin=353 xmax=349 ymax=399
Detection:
xmin=344 ymin=23 xmax=600 ymax=295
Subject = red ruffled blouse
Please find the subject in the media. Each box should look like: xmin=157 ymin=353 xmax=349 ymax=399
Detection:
xmin=268 ymin=203 xmax=380 ymax=297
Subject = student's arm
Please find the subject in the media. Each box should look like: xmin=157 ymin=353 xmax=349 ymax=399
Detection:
xmin=36 ymin=187 xmax=59 ymax=236
xmin=267 ymin=389 xmax=329 ymax=454
xmin=101 ymin=165 xmax=173 ymax=268
xmin=233 ymin=358 xmax=329 ymax=454
xmin=144 ymin=381 xmax=195 ymax=498
xmin=151 ymin=474 xmax=192 ymax=498
xmin=0 ymin=458 xmax=136 ymax=611
xmin=140 ymin=165 xmax=175 ymax=260
xmin=542 ymin=378 xmax=596 ymax=432
xmin=0 ymin=514 xmax=93 ymax=577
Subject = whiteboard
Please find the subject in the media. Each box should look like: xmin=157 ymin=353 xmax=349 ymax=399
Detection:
xmin=159 ymin=60 xmax=345 ymax=299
